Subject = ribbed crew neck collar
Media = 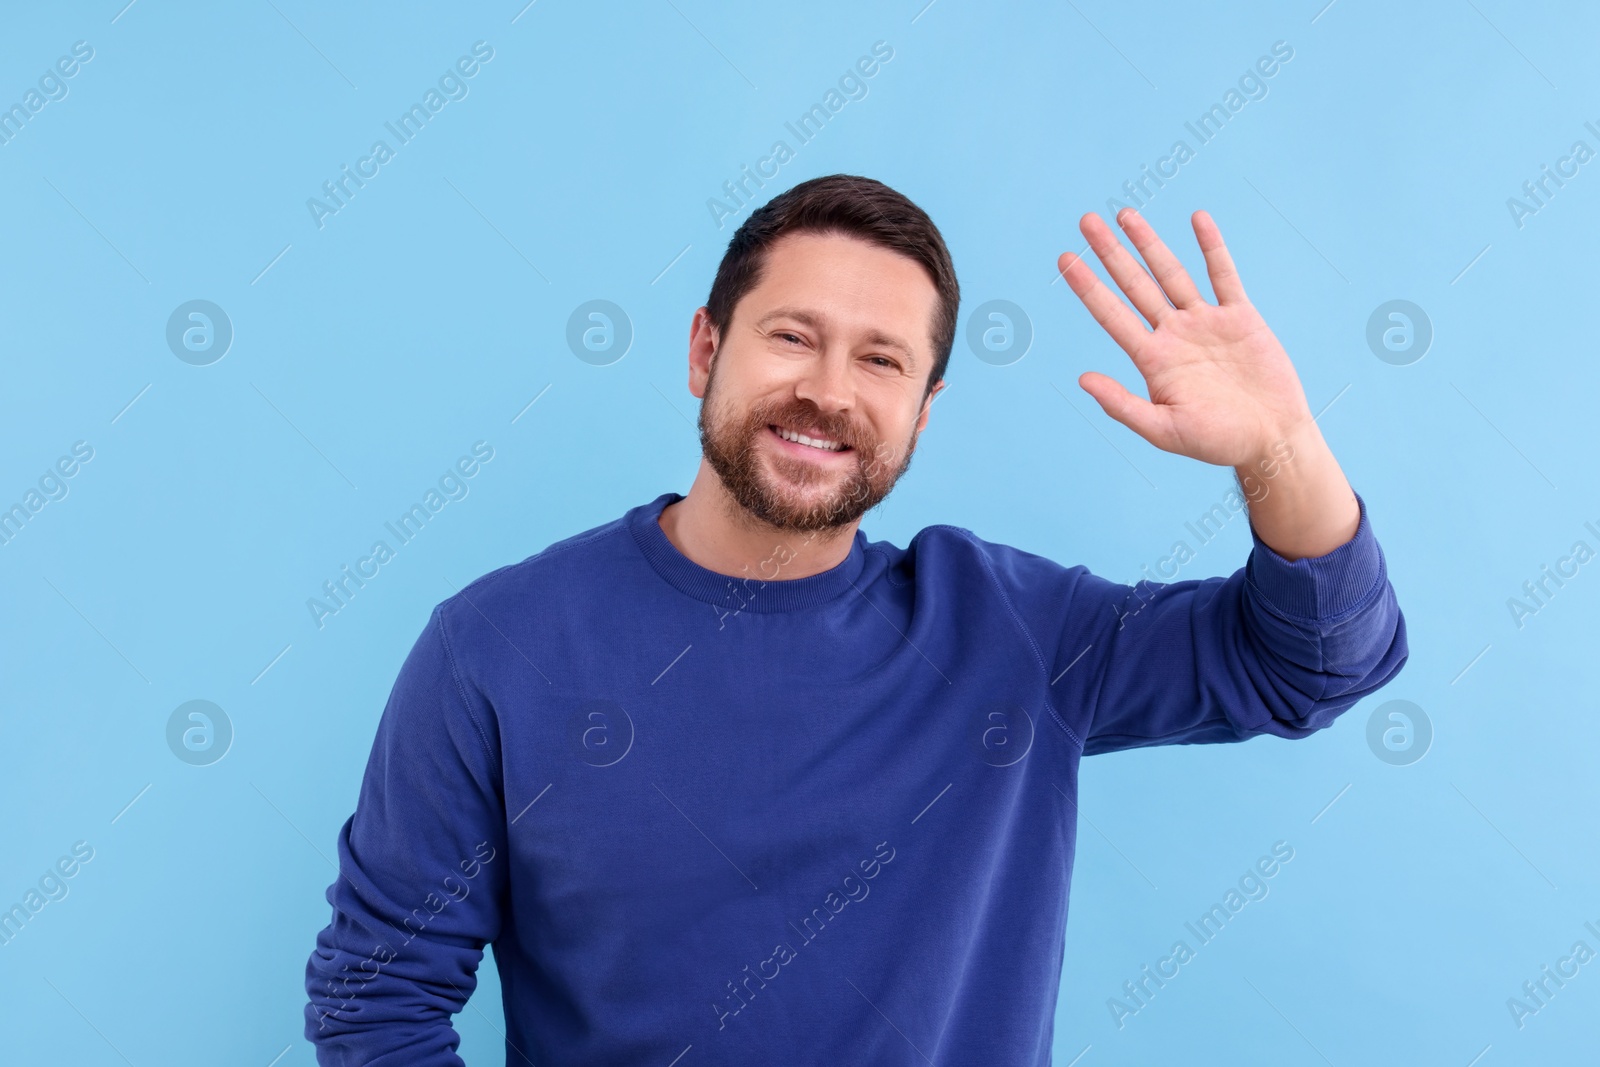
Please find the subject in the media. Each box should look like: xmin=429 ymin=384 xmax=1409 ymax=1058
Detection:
xmin=626 ymin=492 xmax=868 ymax=613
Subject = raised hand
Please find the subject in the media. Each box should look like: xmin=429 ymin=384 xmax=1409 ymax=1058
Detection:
xmin=1059 ymin=209 xmax=1314 ymax=469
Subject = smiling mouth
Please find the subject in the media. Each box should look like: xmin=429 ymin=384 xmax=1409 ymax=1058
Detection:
xmin=768 ymin=424 xmax=852 ymax=454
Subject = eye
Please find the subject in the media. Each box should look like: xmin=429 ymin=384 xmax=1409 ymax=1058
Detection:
xmin=775 ymin=331 xmax=804 ymax=345
xmin=867 ymin=355 xmax=898 ymax=369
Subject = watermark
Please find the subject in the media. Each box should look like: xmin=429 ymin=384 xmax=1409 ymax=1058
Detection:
xmin=166 ymin=299 xmax=234 ymax=365
xmin=1365 ymin=300 xmax=1431 ymax=366
xmin=706 ymin=40 xmax=895 ymax=230
xmin=313 ymin=841 xmax=497 ymax=1030
xmin=166 ymin=699 xmax=234 ymax=766
xmin=706 ymin=437 xmax=908 ymax=628
xmin=1505 ymin=919 xmax=1600 ymax=1030
xmin=1365 ymin=699 xmax=1431 ymax=766
xmin=566 ymin=299 xmax=633 ymax=365
xmin=306 ymin=41 xmax=495 ymax=230
xmin=0 ymin=40 xmax=94 ymax=148
xmin=1103 ymin=40 xmax=1294 ymax=219
xmin=570 ymin=698 xmax=635 ymax=767
xmin=0 ymin=440 xmax=94 ymax=549
xmin=969 ymin=701 xmax=1036 ymax=767
xmin=307 ymin=441 xmax=495 ymax=629
xmin=965 ymin=299 xmax=1033 ymax=366
xmin=0 ymin=840 xmax=94 ymax=947
xmin=1506 ymin=519 xmax=1600 ymax=630
xmin=1106 ymin=839 xmax=1294 ymax=1029
xmin=1112 ymin=437 xmax=1295 ymax=630
xmin=1506 ymin=121 xmax=1599 ymax=230
xmin=710 ymin=840 xmax=896 ymax=1030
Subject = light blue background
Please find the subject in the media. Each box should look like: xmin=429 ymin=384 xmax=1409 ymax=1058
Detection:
xmin=2 ymin=0 xmax=1596 ymax=1063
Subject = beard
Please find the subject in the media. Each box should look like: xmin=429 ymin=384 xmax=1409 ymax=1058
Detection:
xmin=697 ymin=359 xmax=921 ymax=534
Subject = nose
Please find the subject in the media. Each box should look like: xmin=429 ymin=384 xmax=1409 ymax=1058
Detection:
xmin=792 ymin=346 xmax=853 ymax=417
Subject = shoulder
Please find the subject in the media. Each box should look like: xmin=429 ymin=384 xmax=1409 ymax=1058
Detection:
xmin=896 ymin=521 xmax=1094 ymax=592
xmin=432 ymin=510 xmax=633 ymax=634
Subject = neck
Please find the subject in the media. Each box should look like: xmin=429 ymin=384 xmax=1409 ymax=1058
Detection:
xmin=657 ymin=459 xmax=860 ymax=581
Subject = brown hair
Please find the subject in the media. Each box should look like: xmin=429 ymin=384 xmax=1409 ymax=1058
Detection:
xmin=704 ymin=174 xmax=959 ymax=400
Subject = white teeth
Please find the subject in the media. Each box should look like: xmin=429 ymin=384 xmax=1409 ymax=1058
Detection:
xmin=775 ymin=425 xmax=844 ymax=452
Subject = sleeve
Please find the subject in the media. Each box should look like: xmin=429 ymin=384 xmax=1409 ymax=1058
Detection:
xmin=303 ymin=603 xmax=510 ymax=1066
xmin=1009 ymin=490 xmax=1409 ymax=756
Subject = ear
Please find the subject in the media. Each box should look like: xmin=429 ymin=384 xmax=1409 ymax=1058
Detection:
xmin=914 ymin=378 xmax=945 ymax=435
xmin=688 ymin=307 xmax=717 ymax=399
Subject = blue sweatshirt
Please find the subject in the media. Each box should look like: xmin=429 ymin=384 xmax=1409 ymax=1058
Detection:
xmin=304 ymin=489 xmax=1407 ymax=1065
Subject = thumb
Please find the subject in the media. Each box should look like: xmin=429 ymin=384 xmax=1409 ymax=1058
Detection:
xmin=1078 ymin=371 xmax=1172 ymax=450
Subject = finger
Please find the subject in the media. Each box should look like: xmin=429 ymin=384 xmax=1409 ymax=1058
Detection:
xmin=1191 ymin=210 xmax=1249 ymax=305
xmin=1058 ymin=248 xmax=1152 ymax=359
xmin=1077 ymin=211 xmax=1172 ymax=327
xmin=1078 ymin=370 xmax=1175 ymax=452
xmin=1116 ymin=209 xmax=1206 ymax=309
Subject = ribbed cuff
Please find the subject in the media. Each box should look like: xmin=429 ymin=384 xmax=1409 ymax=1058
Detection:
xmin=1244 ymin=490 xmax=1386 ymax=621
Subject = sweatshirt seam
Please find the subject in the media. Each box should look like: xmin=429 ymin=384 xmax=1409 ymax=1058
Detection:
xmin=937 ymin=526 xmax=1085 ymax=751
xmin=1249 ymin=544 xmax=1389 ymax=627
xmin=434 ymin=603 xmax=503 ymax=783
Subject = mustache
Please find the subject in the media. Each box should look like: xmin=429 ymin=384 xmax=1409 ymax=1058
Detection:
xmin=751 ymin=406 xmax=862 ymax=449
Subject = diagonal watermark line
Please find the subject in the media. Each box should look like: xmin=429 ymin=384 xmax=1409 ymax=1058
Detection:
xmin=1243 ymin=176 xmax=1349 ymax=283
xmin=252 ymin=780 xmax=340 ymax=873
xmin=1310 ymin=782 xmax=1351 ymax=824
xmin=444 ymin=177 xmax=550 ymax=282
xmin=44 ymin=176 xmax=150 ymax=283
xmin=252 ymin=242 xmax=293 ymax=285
xmin=652 ymin=244 xmax=693 ymax=285
xmin=1052 ymin=382 xmax=1159 ymax=489
xmin=911 ymin=0 xmax=939 ymax=23
xmin=1451 ymin=781 xmax=1558 ymax=889
xmin=1464 ymin=0 xmax=1557 ymax=89
xmin=1056 ymin=783 xmax=1158 ymax=889
xmin=1051 ymin=643 xmax=1093 ymax=685
xmin=111 ymin=0 xmax=139 ymax=23
xmin=42 ymin=576 xmax=150 ymax=683
xmin=912 ymin=782 xmax=952 ymax=825
xmin=264 ymin=1043 xmax=292 ymax=1067
xmin=1243 ymin=975 xmax=1335 ymax=1065
xmin=845 ymin=976 xmax=934 ymax=1064
xmin=251 ymin=382 xmax=359 ymax=489
xmin=442 ymin=577 xmax=553 ymax=684
xmin=511 ymin=782 xmax=552 ymax=825
xmin=650 ymin=380 xmax=698 ymax=430
xmin=511 ymin=383 xmax=553 ymax=424
xmin=847 ymin=574 xmax=951 ymax=684
xmin=252 ymin=643 xmax=292 ymax=685
xmin=1063 ymin=0 xmax=1156 ymax=89
xmin=44 ymin=977 xmax=137 ymax=1066
xmin=265 ymin=0 xmax=357 ymax=88
xmin=1311 ymin=382 xmax=1352 ymax=423
xmin=653 ymin=781 xmax=758 ymax=889
xmin=1450 ymin=243 xmax=1491 ymax=285
xmin=1310 ymin=0 xmax=1339 ymax=24
xmin=1449 ymin=382 xmax=1556 ymax=489
xmin=1450 ymin=643 xmax=1491 ymax=685
xmin=661 ymin=0 xmax=758 ymax=89
xmin=511 ymin=0 xmax=540 ymax=23
xmin=111 ymin=783 xmax=152 ymax=824
xmin=111 ymin=383 xmax=151 ymax=424
xmin=652 ymin=644 xmax=693 ymax=685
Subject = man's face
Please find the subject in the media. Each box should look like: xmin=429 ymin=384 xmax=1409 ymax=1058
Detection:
xmin=691 ymin=231 xmax=945 ymax=534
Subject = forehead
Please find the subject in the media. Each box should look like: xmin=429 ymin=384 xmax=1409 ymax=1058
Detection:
xmin=736 ymin=230 xmax=938 ymax=343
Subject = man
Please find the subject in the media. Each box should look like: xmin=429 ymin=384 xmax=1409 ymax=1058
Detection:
xmin=303 ymin=174 xmax=1407 ymax=1064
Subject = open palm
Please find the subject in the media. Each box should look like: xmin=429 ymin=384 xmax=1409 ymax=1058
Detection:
xmin=1059 ymin=209 xmax=1313 ymax=468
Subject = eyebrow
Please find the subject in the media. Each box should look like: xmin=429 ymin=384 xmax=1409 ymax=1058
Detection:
xmin=754 ymin=306 xmax=919 ymax=371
